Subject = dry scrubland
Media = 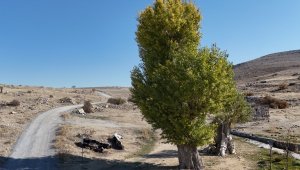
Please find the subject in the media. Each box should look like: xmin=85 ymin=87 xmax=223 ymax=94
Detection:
xmin=53 ymin=51 xmax=300 ymax=169
xmin=234 ymin=50 xmax=300 ymax=144
xmin=52 ymin=88 xmax=267 ymax=170
xmin=1 ymin=51 xmax=300 ymax=169
xmin=0 ymin=85 xmax=102 ymax=164
xmin=53 ymin=87 xmax=300 ymax=170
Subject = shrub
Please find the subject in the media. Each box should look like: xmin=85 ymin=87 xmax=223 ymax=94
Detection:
xmin=59 ymin=97 xmax=73 ymax=104
xmin=107 ymin=98 xmax=126 ymax=105
xmin=278 ymin=83 xmax=288 ymax=90
xmin=83 ymin=101 xmax=93 ymax=113
xmin=289 ymin=82 xmax=296 ymax=86
xmin=7 ymin=99 xmax=20 ymax=106
xmin=261 ymin=96 xmax=288 ymax=109
xmin=244 ymin=92 xmax=254 ymax=96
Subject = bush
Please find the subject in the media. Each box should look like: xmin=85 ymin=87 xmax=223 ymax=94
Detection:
xmin=7 ymin=99 xmax=20 ymax=106
xmin=107 ymin=98 xmax=126 ymax=105
xmin=59 ymin=97 xmax=73 ymax=104
xmin=261 ymin=96 xmax=288 ymax=109
xmin=278 ymin=83 xmax=288 ymax=90
xmin=244 ymin=92 xmax=254 ymax=96
xmin=289 ymin=82 xmax=296 ymax=86
xmin=83 ymin=101 xmax=93 ymax=113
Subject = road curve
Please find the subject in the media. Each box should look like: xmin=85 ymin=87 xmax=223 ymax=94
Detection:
xmin=2 ymin=104 xmax=83 ymax=170
xmin=2 ymin=91 xmax=112 ymax=169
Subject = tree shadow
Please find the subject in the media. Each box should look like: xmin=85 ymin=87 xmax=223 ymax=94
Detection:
xmin=143 ymin=150 xmax=178 ymax=158
xmin=140 ymin=146 xmax=220 ymax=159
xmin=0 ymin=153 xmax=178 ymax=170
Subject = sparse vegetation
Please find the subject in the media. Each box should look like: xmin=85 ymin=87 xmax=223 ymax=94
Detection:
xmin=257 ymin=150 xmax=300 ymax=170
xmin=126 ymin=129 xmax=157 ymax=158
xmin=261 ymin=96 xmax=289 ymax=109
xmin=83 ymin=101 xmax=93 ymax=113
xmin=59 ymin=97 xmax=73 ymax=104
xmin=54 ymin=125 xmax=73 ymax=154
xmin=244 ymin=91 xmax=254 ymax=96
xmin=7 ymin=99 xmax=20 ymax=106
xmin=107 ymin=98 xmax=126 ymax=105
xmin=278 ymin=83 xmax=288 ymax=90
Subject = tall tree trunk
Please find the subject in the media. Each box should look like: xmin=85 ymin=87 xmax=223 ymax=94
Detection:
xmin=177 ymin=144 xmax=205 ymax=170
xmin=214 ymin=122 xmax=235 ymax=156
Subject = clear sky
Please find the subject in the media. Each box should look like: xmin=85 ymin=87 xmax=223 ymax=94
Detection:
xmin=0 ymin=0 xmax=299 ymax=87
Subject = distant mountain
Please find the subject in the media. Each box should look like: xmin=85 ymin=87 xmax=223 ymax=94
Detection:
xmin=234 ymin=50 xmax=300 ymax=82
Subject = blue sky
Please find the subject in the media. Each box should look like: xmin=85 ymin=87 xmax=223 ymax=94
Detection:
xmin=0 ymin=0 xmax=299 ymax=87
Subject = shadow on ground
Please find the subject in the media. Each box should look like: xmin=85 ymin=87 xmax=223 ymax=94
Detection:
xmin=142 ymin=148 xmax=219 ymax=160
xmin=143 ymin=150 xmax=178 ymax=158
xmin=0 ymin=153 xmax=178 ymax=170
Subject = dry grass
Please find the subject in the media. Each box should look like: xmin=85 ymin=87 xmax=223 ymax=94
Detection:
xmin=261 ymin=96 xmax=289 ymax=109
xmin=126 ymin=129 xmax=157 ymax=159
xmin=54 ymin=125 xmax=73 ymax=154
xmin=0 ymin=125 xmax=12 ymax=138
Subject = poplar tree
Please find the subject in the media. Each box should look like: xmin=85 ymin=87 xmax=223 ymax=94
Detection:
xmin=131 ymin=0 xmax=240 ymax=169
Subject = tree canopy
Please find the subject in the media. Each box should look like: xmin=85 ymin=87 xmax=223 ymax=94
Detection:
xmin=131 ymin=0 xmax=237 ymax=147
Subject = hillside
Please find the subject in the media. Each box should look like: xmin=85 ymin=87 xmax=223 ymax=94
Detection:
xmin=234 ymin=50 xmax=300 ymax=83
xmin=233 ymin=49 xmax=300 ymax=155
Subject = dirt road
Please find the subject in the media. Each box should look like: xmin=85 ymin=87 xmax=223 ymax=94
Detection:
xmin=2 ymin=90 xmax=112 ymax=170
xmin=2 ymin=104 xmax=83 ymax=169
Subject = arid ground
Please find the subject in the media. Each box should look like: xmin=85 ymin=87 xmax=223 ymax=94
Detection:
xmin=1 ymin=50 xmax=300 ymax=170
